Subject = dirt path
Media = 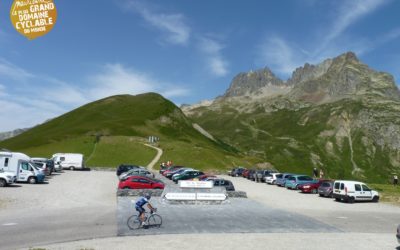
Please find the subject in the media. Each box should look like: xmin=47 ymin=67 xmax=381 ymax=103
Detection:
xmin=144 ymin=144 xmax=163 ymax=171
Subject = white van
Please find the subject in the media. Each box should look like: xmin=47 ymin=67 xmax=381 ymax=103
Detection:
xmin=0 ymin=151 xmax=46 ymax=184
xmin=52 ymin=153 xmax=85 ymax=170
xmin=332 ymin=180 xmax=379 ymax=203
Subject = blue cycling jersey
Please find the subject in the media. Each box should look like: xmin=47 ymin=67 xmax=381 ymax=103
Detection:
xmin=135 ymin=197 xmax=148 ymax=208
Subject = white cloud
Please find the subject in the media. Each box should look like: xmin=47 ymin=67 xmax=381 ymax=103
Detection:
xmin=199 ymin=37 xmax=229 ymax=77
xmin=0 ymin=59 xmax=34 ymax=82
xmin=88 ymin=64 xmax=156 ymax=99
xmin=0 ymin=100 xmax=62 ymax=132
xmin=257 ymin=0 xmax=390 ymax=78
xmin=316 ymin=0 xmax=388 ymax=55
xmin=88 ymin=63 xmax=190 ymax=100
xmin=161 ymin=88 xmax=190 ymax=98
xmin=258 ymin=36 xmax=306 ymax=76
xmin=124 ymin=1 xmax=190 ymax=45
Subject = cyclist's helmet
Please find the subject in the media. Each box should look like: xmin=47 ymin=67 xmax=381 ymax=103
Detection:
xmin=145 ymin=193 xmax=151 ymax=200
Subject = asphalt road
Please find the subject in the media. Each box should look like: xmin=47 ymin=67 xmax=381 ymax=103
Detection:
xmin=1 ymin=170 xmax=399 ymax=250
xmin=118 ymin=198 xmax=339 ymax=236
xmin=0 ymin=206 xmax=115 ymax=250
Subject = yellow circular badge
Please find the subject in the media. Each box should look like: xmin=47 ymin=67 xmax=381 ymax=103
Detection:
xmin=10 ymin=0 xmax=57 ymax=40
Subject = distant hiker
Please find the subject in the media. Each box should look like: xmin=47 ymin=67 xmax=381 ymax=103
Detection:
xmin=319 ymin=169 xmax=324 ymax=179
xmin=393 ymin=175 xmax=398 ymax=186
xmin=313 ymin=168 xmax=318 ymax=178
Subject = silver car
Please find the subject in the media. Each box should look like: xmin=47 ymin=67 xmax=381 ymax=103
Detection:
xmin=119 ymin=168 xmax=154 ymax=180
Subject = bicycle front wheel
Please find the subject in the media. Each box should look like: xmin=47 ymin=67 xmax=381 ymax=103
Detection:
xmin=127 ymin=215 xmax=141 ymax=230
xmin=148 ymin=214 xmax=162 ymax=227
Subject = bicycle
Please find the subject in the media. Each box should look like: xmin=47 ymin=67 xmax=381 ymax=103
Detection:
xmin=127 ymin=210 xmax=162 ymax=230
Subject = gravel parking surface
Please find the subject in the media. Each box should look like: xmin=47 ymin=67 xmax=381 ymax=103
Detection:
xmin=221 ymin=175 xmax=400 ymax=234
xmin=0 ymin=170 xmax=118 ymax=250
xmin=1 ymin=170 xmax=399 ymax=250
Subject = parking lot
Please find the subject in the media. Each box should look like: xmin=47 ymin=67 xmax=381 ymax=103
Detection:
xmin=0 ymin=170 xmax=399 ymax=250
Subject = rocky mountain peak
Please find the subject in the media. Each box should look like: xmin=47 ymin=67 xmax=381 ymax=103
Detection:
xmin=223 ymin=67 xmax=289 ymax=98
xmin=288 ymin=51 xmax=400 ymax=103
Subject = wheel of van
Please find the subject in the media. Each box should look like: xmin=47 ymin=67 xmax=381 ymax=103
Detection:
xmin=28 ymin=177 xmax=37 ymax=184
xmin=372 ymin=196 xmax=379 ymax=202
xmin=348 ymin=196 xmax=355 ymax=204
xmin=0 ymin=179 xmax=6 ymax=187
xmin=69 ymin=166 xmax=75 ymax=171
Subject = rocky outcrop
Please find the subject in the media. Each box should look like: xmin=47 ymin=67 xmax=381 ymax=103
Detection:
xmin=288 ymin=52 xmax=400 ymax=103
xmin=0 ymin=128 xmax=28 ymax=141
xmin=223 ymin=67 xmax=289 ymax=98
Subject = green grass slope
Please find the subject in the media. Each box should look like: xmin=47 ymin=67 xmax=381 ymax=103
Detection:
xmin=0 ymin=93 xmax=259 ymax=169
xmin=189 ymin=98 xmax=400 ymax=183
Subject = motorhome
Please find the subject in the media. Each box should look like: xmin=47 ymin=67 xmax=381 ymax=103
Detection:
xmin=52 ymin=153 xmax=85 ymax=170
xmin=0 ymin=151 xmax=45 ymax=184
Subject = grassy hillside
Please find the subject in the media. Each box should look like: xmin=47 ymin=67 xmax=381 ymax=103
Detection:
xmin=189 ymin=98 xmax=400 ymax=183
xmin=0 ymin=93 xmax=259 ymax=169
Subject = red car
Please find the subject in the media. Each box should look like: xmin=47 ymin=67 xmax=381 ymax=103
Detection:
xmin=118 ymin=176 xmax=165 ymax=189
xmin=242 ymin=169 xmax=250 ymax=178
xmin=162 ymin=166 xmax=182 ymax=177
xmin=195 ymin=174 xmax=217 ymax=181
xmin=298 ymin=179 xmax=332 ymax=193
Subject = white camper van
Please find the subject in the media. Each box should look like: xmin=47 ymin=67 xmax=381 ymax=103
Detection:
xmin=52 ymin=153 xmax=85 ymax=170
xmin=0 ymin=151 xmax=46 ymax=184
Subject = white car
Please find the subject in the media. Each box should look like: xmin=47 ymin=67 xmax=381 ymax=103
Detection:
xmin=0 ymin=171 xmax=17 ymax=187
xmin=264 ymin=173 xmax=281 ymax=184
xmin=332 ymin=180 xmax=379 ymax=203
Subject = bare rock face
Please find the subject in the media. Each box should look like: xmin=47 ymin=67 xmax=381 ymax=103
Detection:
xmin=185 ymin=51 xmax=400 ymax=182
xmin=0 ymin=128 xmax=28 ymax=141
xmin=288 ymin=52 xmax=400 ymax=103
xmin=223 ymin=67 xmax=288 ymax=98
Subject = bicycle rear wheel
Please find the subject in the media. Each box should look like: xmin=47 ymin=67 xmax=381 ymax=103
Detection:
xmin=127 ymin=215 xmax=141 ymax=230
xmin=148 ymin=214 xmax=162 ymax=227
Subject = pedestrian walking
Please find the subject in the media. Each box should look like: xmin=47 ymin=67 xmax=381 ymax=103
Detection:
xmin=313 ymin=167 xmax=318 ymax=178
xmin=319 ymin=169 xmax=324 ymax=179
xmin=393 ymin=174 xmax=398 ymax=186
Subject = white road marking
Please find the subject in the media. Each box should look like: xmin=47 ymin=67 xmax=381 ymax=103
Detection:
xmin=2 ymin=223 xmax=17 ymax=226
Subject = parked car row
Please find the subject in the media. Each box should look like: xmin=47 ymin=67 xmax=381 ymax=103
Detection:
xmin=229 ymin=167 xmax=380 ymax=203
xmin=117 ymin=164 xmax=165 ymax=190
xmin=0 ymin=150 xmax=83 ymax=187
xmin=160 ymin=165 xmax=235 ymax=191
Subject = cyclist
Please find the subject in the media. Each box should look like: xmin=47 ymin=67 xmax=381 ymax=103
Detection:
xmin=135 ymin=193 xmax=156 ymax=227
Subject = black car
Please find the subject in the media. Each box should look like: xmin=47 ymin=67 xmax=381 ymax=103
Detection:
xmin=231 ymin=167 xmax=246 ymax=177
xmin=213 ymin=179 xmax=235 ymax=191
xmin=116 ymin=164 xmax=140 ymax=176
xmin=247 ymin=169 xmax=256 ymax=181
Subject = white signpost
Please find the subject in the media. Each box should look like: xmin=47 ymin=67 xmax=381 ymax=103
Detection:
xmin=196 ymin=193 xmax=226 ymax=201
xmin=179 ymin=181 xmax=214 ymax=189
xmin=165 ymin=192 xmax=196 ymax=200
xmin=164 ymin=181 xmax=227 ymax=202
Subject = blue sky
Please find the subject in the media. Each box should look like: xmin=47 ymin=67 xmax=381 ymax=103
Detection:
xmin=0 ymin=0 xmax=399 ymax=132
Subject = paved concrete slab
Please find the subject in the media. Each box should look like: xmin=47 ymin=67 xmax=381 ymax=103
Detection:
xmin=118 ymin=197 xmax=340 ymax=236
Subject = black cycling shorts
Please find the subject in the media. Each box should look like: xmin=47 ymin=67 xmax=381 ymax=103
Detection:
xmin=136 ymin=206 xmax=145 ymax=215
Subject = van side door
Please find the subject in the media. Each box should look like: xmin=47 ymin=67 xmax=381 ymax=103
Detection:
xmin=354 ymin=184 xmax=363 ymax=200
xmin=18 ymin=161 xmax=31 ymax=181
xmin=361 ymin=184 xmax=373 ymax=200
